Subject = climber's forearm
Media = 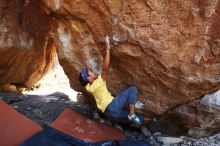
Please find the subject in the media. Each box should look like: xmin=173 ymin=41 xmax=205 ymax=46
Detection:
xmin=102 ymin=47 xmax=110 ymax=70
xmin=101 ymin=36 xmax=110 ymax=80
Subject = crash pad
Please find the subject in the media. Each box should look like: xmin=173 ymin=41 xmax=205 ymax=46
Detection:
xmin=0 ymin=100 xmax=42 ymax=146
xmin=21 ymin=126 xmax=151 ymax=146
xmin=51 ymin=108 xmax=125 ymax=142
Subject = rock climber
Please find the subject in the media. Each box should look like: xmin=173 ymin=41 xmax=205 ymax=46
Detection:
xmin=79 ymin=36 xmax=145 ymax=125
xmin=48 ymin=32 xmax=150 ymax=136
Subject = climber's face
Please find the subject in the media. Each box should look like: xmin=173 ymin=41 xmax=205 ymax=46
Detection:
xmin=87 ymin=69 xmax=97 ymax=83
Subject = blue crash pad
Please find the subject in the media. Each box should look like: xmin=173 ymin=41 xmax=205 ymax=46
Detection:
xmin=21 ymin=126 xmax=151 ymax=146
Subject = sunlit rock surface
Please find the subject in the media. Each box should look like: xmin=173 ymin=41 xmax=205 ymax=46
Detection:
xmin=0 ymin=0 xmax=220 ymax=137
xmin=42 ymin=0 xmax=220 ymax=122
xmin=0 ymin=0 xmax=56 ymax=90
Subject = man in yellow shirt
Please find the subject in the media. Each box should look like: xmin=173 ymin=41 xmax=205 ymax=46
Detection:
xmin=79 ymin=36 xmax=144 ymax=125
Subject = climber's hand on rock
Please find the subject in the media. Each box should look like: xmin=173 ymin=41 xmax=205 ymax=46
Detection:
xmin=105 ymin=36 xmax=110 ymax=49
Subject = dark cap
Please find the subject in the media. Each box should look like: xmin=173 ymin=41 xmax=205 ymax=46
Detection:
xmin=80 ymin=68 xmax=88 ymax=82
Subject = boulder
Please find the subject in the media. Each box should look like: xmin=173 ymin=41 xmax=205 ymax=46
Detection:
xmin=0 ymin=0 xmax=56 ymax=90
xmin=42 ymin=0 xmax=220 ymax=122
xmin=0 ymin=0 xmax=220 ymax=137
xmin=148 ymin=90 xmax=220 ymax=138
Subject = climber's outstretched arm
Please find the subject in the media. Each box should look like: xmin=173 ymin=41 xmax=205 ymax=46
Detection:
xmin=101 ymin=36 xmax=110 ymax=80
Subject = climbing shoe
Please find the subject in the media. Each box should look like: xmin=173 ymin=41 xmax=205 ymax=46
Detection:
xmin=128 ymin=114 xmax=142 ymax=125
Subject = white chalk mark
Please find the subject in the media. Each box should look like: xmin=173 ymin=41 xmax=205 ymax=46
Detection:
xmin=73 ymin=127 xmax=84 ymax=133
xmin=54 ymin=0 xmax=61 ymax=10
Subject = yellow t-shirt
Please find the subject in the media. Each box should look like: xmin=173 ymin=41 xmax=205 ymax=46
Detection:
xmin=85 ymin=75 xmax=114 ymax=112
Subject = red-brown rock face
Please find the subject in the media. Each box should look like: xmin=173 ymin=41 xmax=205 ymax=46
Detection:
xmin=42 ymin=0 xmax=220 ymax=136
xmin=0 ymin=0 xmax=56 ymax=91
xmin=0 ymin=0 xmax=220 ymax=137
xmin=42 ymin=0 xmax=220 ymax=120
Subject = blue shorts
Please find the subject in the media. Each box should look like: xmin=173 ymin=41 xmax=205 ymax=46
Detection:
xmin=105 ymin=86 xmax=144 ymax=122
